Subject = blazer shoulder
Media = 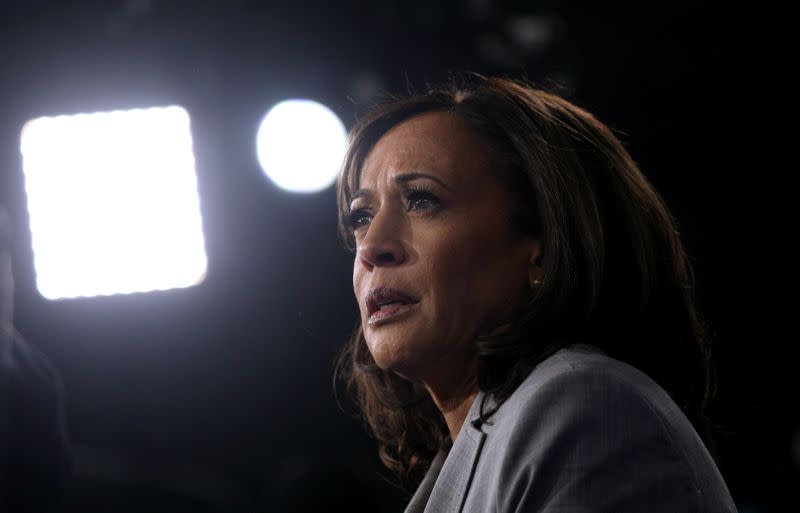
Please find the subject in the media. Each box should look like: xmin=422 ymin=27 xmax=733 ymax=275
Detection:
xmin=476 ymin=344 xmax=737 ymax=513
xmin=506 ymin=343 xmax=678 ymax=418
xmin=495 ymin=343 xmax=699 ymax=459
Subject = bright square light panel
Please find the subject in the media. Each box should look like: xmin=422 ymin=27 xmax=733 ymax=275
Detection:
xmin=20 ymin=106 xmax=207 ymax=299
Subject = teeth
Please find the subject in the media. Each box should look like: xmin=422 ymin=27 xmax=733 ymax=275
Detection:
xmin=379 ymin=301 xmax=403 ymax=310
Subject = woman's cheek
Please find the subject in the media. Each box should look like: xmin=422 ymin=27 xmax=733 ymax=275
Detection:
xmin=353 ymin=264 xmax=366 ymax=318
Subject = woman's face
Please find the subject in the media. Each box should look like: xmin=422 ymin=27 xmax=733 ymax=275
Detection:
xmin=350 ymin=111 xmax=540 ymax=384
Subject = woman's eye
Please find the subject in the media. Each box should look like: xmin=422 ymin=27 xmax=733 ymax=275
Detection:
xmin=346 ymin=209 xmax=372 ymax=230
xmin=406 ymin=190 xmax=440 ymax=212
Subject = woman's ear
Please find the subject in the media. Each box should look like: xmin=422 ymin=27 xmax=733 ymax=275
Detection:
xmin=528 ymin=239 xmax=544 ymax=288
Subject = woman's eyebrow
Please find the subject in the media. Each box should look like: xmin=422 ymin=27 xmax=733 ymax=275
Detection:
xmin=395 ymin=172 xmax=453 ymax=191
xmin=351 ymin=172 xmax=454 ymax=201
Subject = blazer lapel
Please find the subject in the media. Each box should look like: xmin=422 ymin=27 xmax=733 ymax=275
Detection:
xmin=423 ymin=396 xmax=487 ymax=513
xmin=405 ymin=449 xmax=448 ymax=513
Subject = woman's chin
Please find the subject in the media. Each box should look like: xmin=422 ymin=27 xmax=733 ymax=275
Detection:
xmin=366 ymin=339 xmax=422 ymax=379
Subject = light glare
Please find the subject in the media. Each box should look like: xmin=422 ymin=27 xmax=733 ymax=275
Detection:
xmin=20 ymin=105 xmax=207 ymax=299
xmin=256 ymin=99 xmax=347 ymax=193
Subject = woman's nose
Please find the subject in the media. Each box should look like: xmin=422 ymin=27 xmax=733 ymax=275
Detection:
xmin=356 ymin=212 xmax=407 ymax=270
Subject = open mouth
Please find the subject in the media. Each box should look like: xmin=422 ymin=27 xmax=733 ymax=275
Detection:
xmin=366 ymin=287 xmax=419 ymax=325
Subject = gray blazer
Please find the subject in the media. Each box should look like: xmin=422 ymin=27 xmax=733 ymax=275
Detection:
xmin=405 ymin=344 xmax=737 ymax=513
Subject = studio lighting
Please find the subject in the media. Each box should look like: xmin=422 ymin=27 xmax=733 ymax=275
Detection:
xmin=19 ymin=105 xmax=208 ymax=299
xmin=255 ymin=99 xmax=346 ymax=193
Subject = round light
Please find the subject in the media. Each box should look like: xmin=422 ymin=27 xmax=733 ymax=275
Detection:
xmin=256 ymin=99 xmax=347 ymax=193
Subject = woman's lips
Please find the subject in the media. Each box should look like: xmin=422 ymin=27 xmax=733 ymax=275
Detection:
xmin=365 ymin=287 xmax=420 ymax=325
xmin=368 ymin=302 xmax=418 ymax=326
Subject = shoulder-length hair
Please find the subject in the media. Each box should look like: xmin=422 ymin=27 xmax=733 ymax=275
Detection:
xmin=335 ymin=75 xmax=715 ymax=488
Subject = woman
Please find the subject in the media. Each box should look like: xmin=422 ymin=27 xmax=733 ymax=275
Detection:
xmin=336 ymin=75 xmax=737 ymax=512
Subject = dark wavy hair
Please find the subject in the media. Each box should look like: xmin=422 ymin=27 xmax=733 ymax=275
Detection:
xmin=335 ymin=75 xmax=715 ymax=488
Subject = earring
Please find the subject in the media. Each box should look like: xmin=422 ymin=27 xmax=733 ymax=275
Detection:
xmin=531 ymin=253 xmax=544 ymax=288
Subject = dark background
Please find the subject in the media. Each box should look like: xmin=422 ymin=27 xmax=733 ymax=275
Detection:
xmin=1 ymin=1 xmax=791 ymax=512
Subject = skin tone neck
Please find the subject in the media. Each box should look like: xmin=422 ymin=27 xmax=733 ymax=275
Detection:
xmin=425 ymin=369 xmax=479 ymax=442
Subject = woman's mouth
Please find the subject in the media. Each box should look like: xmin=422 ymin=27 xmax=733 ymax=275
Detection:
xmin=366 ymin=287 xmax=420 ymax=326
xmin=368 ymin=301 xmax=418 ymax=325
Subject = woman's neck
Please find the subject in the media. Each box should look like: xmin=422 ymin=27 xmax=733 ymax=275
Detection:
xmin=425 ymin=375 xmax=479 ymax=442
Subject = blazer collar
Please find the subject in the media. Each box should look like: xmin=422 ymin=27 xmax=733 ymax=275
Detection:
xmin=405 ymin=392 xmax=488 ymax=513
xmin=404 ymin=447 xmax=448 ymax=513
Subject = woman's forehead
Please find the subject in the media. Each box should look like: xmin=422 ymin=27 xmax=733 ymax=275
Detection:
xmin=355 ymin=111 xmax=497 ymax=189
